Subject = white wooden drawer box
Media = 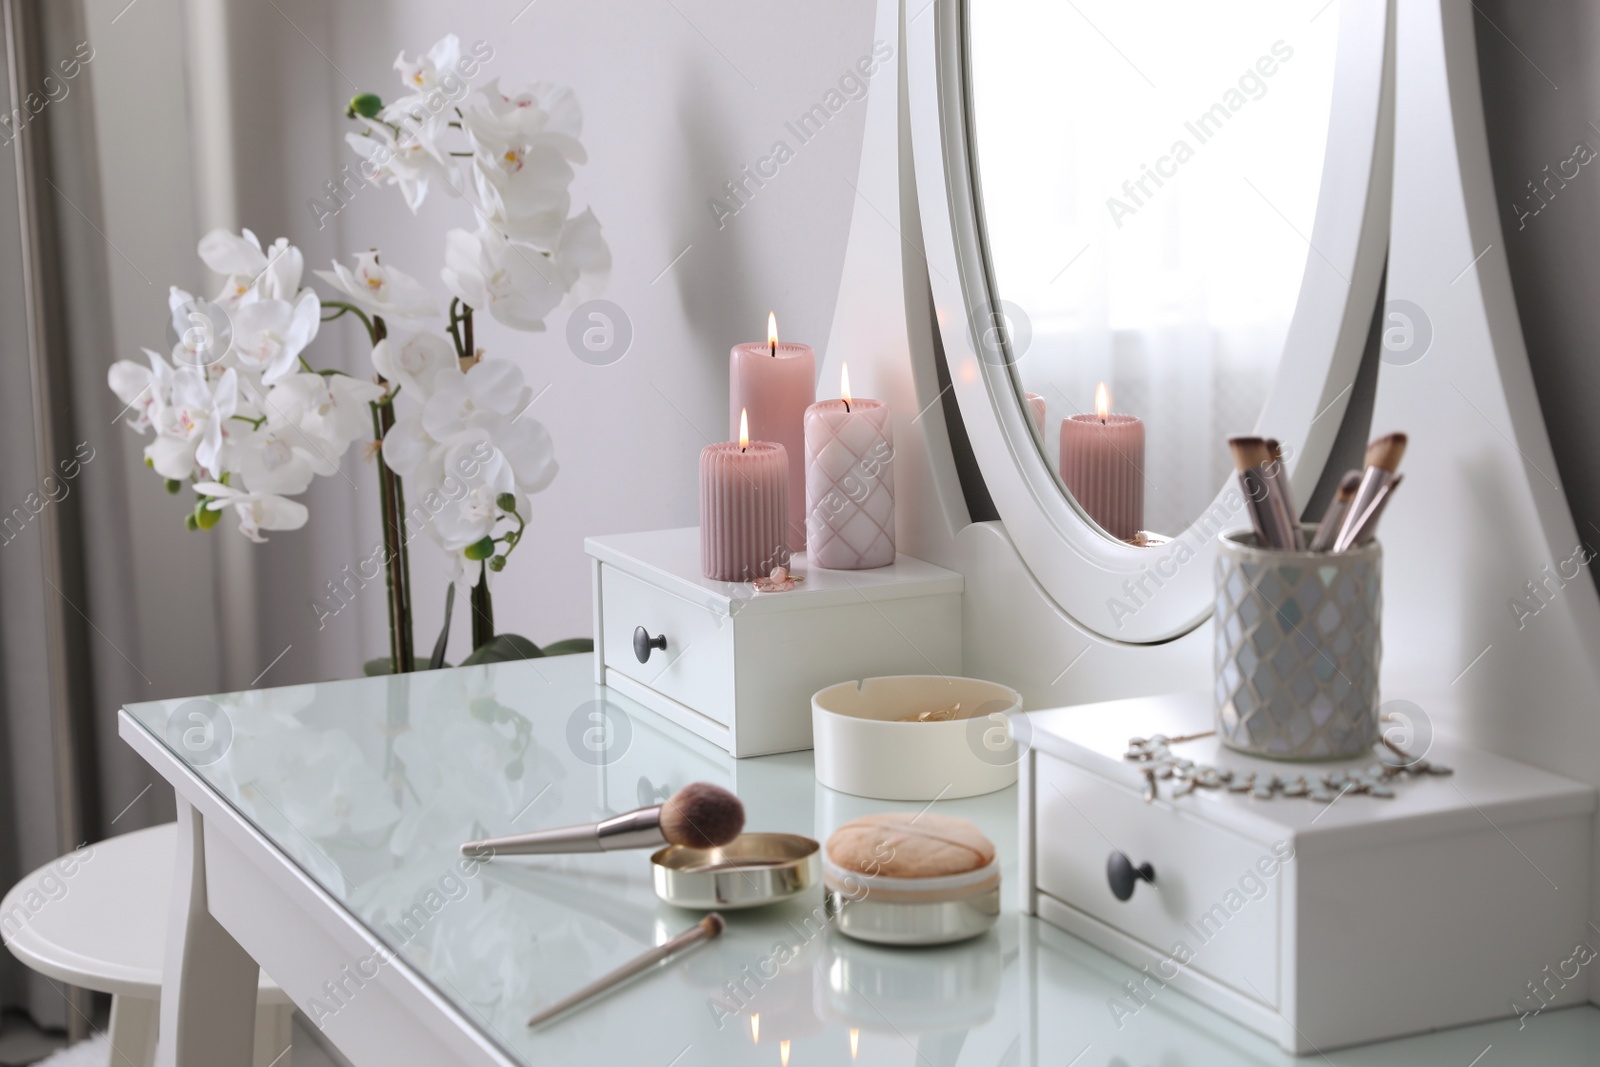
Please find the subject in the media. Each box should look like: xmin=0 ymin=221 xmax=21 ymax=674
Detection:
xmin=1019 ymin=693 xmax=1595 ymax=1054
xmin=586 ymin=527 xmax=962 ymax=757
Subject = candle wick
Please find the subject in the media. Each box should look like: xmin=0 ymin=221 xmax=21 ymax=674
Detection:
xmin=843 ymin=399 xmax=851 ymax=413
xmin=770 ymin=342 xmax=776 ymax=357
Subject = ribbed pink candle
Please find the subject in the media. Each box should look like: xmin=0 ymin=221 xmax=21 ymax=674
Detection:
xmin=731 ymin=333 xmax=814 ymax=552
xmin=1060 ymin=413 xmax=1145 ymax=541
xmin=700 ymin=436 xmax=790 ymax=582
xmin=804 ymin=393 xmax=895 ymax=570
xmin=1026 ymin=393 xmax=1046 ymax=438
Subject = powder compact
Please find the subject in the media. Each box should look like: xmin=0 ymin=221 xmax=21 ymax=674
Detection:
xmin=823 ymin=813 xmax=1000 ymax=945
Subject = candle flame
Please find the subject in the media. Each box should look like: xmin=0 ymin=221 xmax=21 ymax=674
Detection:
xmin=1095 ymin=382 xmax=1110 ymax=422
xmin=841 ymin=364 xmax=852 ymax=408
xmin=750 ymin=1014 xmax=760 ymax=1044
xmin=739 ymin=408 xmax=750 ymax=451
xmin=780 ymin=1039 xmax=791 ymax=1067
xmin=768 ymin=312 xmax=778 ymax=355
xmin=850 ymin=1029 xmax=860 ymax=1059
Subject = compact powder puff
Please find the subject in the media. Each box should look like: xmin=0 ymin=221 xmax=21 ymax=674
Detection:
xmin=823 ymin=812 xmax=1000 ymax=945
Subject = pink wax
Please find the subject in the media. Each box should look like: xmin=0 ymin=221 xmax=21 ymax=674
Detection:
xmin=700 ymin=440 xmax=790 ymax=582
xmin=804 ymin=397 xmax=895 ymax=570
xmin=731 ymin=341 xmax=814 ymax=551
xmin=1059 ymin=413 xmax=1145 ymax=541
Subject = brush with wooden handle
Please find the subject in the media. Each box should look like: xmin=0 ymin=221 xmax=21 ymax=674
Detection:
xmin=1334 ymin=433 xmax=1406 ymax=551
xmin=1229 ymin=436 xmax=1297 ymax=550
xmin=1309 ymin=470 xmax=1362 ymax=552
xmin=461 ymin=783 xmax=745 ymax=858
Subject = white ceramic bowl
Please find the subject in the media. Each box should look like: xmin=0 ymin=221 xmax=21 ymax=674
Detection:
xmin=811 ymin=676 xmax=1024 ymax=800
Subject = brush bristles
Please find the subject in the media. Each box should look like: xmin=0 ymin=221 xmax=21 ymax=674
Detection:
xmin=1228 ymin=435 xmax=1271 ymax=473
xmin=659 ymin=783 xmax=745 ymax=849
xmin=1364 ymin=432 xmax=1408 ymax=473
xmin=1336 ymin=470 xmax=1361 ymax=501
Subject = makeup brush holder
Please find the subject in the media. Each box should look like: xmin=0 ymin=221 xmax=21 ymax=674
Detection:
xmin=1214 ymin=527 xmax=1381 ymax=760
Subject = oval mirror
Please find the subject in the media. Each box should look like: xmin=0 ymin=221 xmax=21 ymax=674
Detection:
xmin=908 ymin=0 xmax=1393 ymax=642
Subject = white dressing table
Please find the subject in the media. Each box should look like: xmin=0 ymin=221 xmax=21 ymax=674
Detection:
xmin=119 ymin=655 xmax=1600 ymax=1065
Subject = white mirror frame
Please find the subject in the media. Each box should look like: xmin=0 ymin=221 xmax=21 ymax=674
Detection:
xmin=907 ymin=0 xmax=1395 ymax=643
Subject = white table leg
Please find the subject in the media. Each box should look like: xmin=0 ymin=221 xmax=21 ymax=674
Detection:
xmin=107 ymin=996 xmax=159 ymax=1067
xmin=252 ymin=1003 xmax=295 ymax=1067
xmin=158 ymin=798 xmax=260 ymax=1067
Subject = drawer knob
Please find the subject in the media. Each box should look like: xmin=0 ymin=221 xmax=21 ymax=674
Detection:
xmin=1107 ymin=851 xmax=1155 ymax=901
xmin=633 ymin=626 xmax=667 ymax=663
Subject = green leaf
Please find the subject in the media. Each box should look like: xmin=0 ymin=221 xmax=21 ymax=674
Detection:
xmin=463 ymin=536 xmax=496 ymax=561
xmin=347 ymin=92 xmax=383 ymax=119
xmin=460 ymin=633 xmax=544 ymax=666
xmin=540 ymin=638 xmax=595 ymax=657
xmin=429 ymin=584 xmax=455 ymax=671
xmin=165 ymin=478 xmax=182 ymax=494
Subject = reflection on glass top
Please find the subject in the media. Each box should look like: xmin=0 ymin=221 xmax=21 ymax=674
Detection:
xmin=970 ymin=0 xmax=1339 ymax=540
xmin=124 ymin=657 xmax=1600 ymax=1064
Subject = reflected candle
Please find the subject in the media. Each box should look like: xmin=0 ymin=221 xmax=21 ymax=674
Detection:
xmin=804 ymin=365 xmax=895 ymax=569
xmin=730 ymin=313 xmax=814 ymax=552
xmin=701 ymin=410 xmax=791 ymax=582
xmin=1059 ymin=383 xmax=1145 ymax=541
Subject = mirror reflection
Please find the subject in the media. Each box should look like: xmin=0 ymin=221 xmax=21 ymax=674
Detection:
xmin=969 ymin=0 xmax=1340 ymax=540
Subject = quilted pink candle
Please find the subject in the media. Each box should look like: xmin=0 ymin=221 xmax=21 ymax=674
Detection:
xmin=700 ymin=410 xmax=791 ymax=582
xmin=805 ymin=365 xmax=895 ymax=570
xmin=730 ymin=313 xmax=814 ymax=552
xmin=1059 ymin=383 xmax=1145 ymax=542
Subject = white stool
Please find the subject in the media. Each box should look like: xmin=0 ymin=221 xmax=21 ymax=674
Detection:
xmin=1 ymin=823 xmax=294 ymax=1067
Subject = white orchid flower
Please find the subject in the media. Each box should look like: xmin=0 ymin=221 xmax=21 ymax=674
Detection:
xmin=195 ymin=482 xmax=310 ymax=543
xmin=441 ymin=227 xmax=561 ymax=332
xmin=345 ymin=123 xmax=451 ymax=213
xmin=472 ymin=78 xmax=583 ymax=141
xmin=230 ymin=290 xmax=321 ymax=384
xmin=553 ymin=208 xmax=611 ymax=305
xmin=266 ymin=372 xmax=385 ymax=451
xmin=468 ymin=140 xmax=573 ymax=252
xmin=315 ymin=252 xmax=438 ymax=322
xmin=196 ymin=229 xmax=304 ymax=308
xmin=393 ymin=34 xmax=462 ymax=95
xmin=146 ymin=366 xmax=238 ymax=481
xmin=413 ymin=434 xmax=518 ymax=553
xmin=371 ymin=330 xmax=459 ymax=400
xmin=107 ymin=347 xmax=172 ymax=433
xmin=235 ymin=424 xmax=337 ymax=497
xmin=421 ymin=358 xmax=528 ymax=440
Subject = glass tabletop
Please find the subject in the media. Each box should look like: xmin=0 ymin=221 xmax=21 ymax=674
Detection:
xmin=124 ymin=655 xmax=1600 ymax=1066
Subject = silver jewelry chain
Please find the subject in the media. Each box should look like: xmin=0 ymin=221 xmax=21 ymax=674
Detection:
xmin=1123 ymin=729 xmax=1452 ymax=804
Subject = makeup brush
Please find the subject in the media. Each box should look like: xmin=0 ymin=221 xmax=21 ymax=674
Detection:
xmin=461 ymin=783 xmax=745 ymax=858
xmin=1334 ymin=473 xmax=1404 ymax=551
xmin=1335 ymin=432 xmax=1407 ymax=550
xmin=1264 ymin=439 xmax=1303 ymax=550
xmin=1309 ymin=470 xmax=1362 ymax=552
xmin=1228 ymin=436 xmax=1296 ymax=550
xmin=527 ymin=914 xmax=724 ymax=1028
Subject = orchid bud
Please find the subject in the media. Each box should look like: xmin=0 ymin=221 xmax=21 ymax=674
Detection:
xmin=495 ymin=493 xmax=517 ymax=513
xmin=464 ymin=536 xmax=496 ymax=561
xmin=347 ymin=92 xmax=383 ymax=119
xmin=183 ymin=513 xmax=199 ymax=531
xmin=489 ymin=555 xmax=506 ymax=572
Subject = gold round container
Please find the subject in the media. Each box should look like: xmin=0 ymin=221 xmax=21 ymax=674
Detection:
xmin=651 ymin=832 xmax=821 ymax=909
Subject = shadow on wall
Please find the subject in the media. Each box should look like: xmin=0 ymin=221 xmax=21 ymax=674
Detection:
xmin=1474 ymin=1 xmax=1600 ymax=605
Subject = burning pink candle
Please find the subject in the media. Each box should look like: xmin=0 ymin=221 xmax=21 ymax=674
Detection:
xmin=804 ymin=365 xmax=895 ymax=570
xmin=730 ymin=313 xmax=814 ymax=552
xmin=1059 ymin=383 xmax=1145 ymax=542
xmin=701 ymin=409 xmax=791 ymax=582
